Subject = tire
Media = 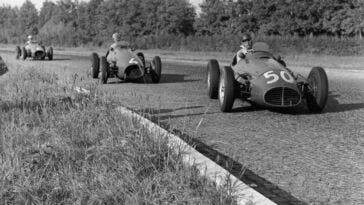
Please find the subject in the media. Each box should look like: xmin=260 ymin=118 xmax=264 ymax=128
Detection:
xmin=91 ymin=52 xmax=100 ymax=79
xmin=21 ymin=47 xmax=27 ymax=60
xmin=41 ymin=46 xmax=46 ymax=60
xmin=137 ymin=52 xmax=145 ymax=67
xmin=219 ymin=66 xmax=235 ymax=112
xmin=207 ymin=59 xmax=220 ymax=99
xmin=15 ymin=46 xmax=21 ymax=59
xmin=306 ymin=67 xmax=328 ymax=113
xmin=47 ymin=47 xmax=53 ymax=60
xmin=100 ymin=56 xmax=109 ymax=84
xmin=151 ymin=56 xmax=162 ymax=83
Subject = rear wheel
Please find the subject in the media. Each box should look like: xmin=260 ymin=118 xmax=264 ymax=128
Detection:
xmin=21 ymin=47 xmax=27 ymax=60
xmin=219 ymin=66 xmax=235 ymax=112
xmin=91 ymin=53 xmax=100 ymax=79
xmin=306 ymin=67 xmax=328 ymax=113
xmin=151 ymin=56 xmax=162 ymax=83
xmin=100 ymin=56 xmax=109 ymax=84
xmin=47 ymin=47 xmax=53 ymax=60
xmin=15 ymin=46 xmax=21 ymax=59
xmin=207 ymin=59 xmax=220 ymax=99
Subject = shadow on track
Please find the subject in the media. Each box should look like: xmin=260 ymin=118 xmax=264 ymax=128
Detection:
xmin=51 ymin=58 xmax=71 ymax=61
xmin=97 ymin=74 xmax=201 ymax=84
xmin=323 ymin=92 xmax=364 ymax=113
xmin=160 ymin=74 xmax=201 ymax=83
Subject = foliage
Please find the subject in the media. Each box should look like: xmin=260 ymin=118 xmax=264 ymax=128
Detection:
xmin=0 ymin=0 xmax=362 ymax=54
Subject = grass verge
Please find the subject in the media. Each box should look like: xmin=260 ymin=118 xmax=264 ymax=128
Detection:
xmin=0 ymin=68 xmax=238 ymax=204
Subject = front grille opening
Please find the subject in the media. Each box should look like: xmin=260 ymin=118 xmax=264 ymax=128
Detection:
xmin=125 ymin=65 xmax=142 ymax=79
xmin=264 ymin=87 xmax=301 ymax=106
xmin=35 ymin=51 xmax=44 ymax=59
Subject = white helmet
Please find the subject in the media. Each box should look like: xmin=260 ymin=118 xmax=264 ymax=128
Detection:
xmin=112 ymin=33 xmax=121 ymax=42
xmin=28 ymin=35 xmax=32 ymax=39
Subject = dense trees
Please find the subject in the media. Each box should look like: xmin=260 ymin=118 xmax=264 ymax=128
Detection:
xmin=0 ymin=0 xmax=362 ymax=47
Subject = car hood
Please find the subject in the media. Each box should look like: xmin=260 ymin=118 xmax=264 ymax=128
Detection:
xmin=107 ymin=47 xmax=142 ymax=69
xmin=26 ymin=43 xmax=44 ymax=52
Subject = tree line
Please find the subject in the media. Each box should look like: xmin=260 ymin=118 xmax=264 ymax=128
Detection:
xmin=0 ymin=0 xmax=363 ymax=50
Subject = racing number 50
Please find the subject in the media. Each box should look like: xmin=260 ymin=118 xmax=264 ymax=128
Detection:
xmin=263 ymin=71 xmax=294 ymax=84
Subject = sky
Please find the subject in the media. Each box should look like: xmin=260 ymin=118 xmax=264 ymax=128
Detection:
xmin=0 ymin=0 xmax=203 ymax=11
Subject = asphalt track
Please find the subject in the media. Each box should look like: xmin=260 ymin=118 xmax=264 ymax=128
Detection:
xmin=1 ymin=50 xmax=363 ymax=205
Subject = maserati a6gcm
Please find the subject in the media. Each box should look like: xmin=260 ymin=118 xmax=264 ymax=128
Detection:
xmin=207 ymin=42 xmax=328 ymax=113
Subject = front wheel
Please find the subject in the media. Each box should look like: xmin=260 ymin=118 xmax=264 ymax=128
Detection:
xmin=219 ymin=66 xmax=235 ymax=112
xmin=100 ymin=56 xmax=109 ymax=84
xmin=47 ymin=47 xmax=53 ymax=60
xmin=151 ymin=56 xmax=162 ymax=83
xmin=15 ymin=46 xmax=21 ymax=59
xmin=21 ymin=47 xmax=27 ymax=60
xmin=306 ymin=67 xmax=328 ymax=113
xmin=91 ymin=52 xmax=100 ymax=78
xmin=207 ymin=59 xmax=220 ymax=99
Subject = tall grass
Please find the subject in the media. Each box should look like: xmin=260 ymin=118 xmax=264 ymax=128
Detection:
xmin=0 ymin=69 xmax=237 ymax=204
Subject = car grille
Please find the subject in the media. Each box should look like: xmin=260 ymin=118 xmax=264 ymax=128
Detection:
xmin=264 ymin=87 xmax=301 ymax=106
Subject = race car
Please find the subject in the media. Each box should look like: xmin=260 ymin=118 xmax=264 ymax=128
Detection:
xmin=0 ymin=55 xmax=8 ymax=76
xmin=15 ymin=42 xmax=53 ymax=60
xmin=90 ymin=46 xmax=161 ymax=84
xmin=207 ymin=42 xmax=328 ymax=113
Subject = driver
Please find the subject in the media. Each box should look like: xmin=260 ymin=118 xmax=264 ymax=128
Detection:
xmin=236 ymin=33 xmax=253 ymax=63
xmin=111 ymin=32 xmax=130 ymax=49
xmin=26 ymin=35 xmax=34 ymax=45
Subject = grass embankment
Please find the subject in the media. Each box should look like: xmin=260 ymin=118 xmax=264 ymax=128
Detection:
xmin=0 ymin=69 xmax=237 ymax=204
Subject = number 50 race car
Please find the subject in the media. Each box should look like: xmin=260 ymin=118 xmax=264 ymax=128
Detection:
xmin=207 ymin=42 xmax=329 ymax=113
xmin=90 ymin=46 xmax=162 ymax=84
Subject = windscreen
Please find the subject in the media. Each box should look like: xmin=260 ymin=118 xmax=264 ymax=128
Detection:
xmin=250 ymin=42 xmax=273 ymax=59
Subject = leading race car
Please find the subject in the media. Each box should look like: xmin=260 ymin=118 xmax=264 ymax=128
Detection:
xmin=90 ymin=46 xmax=162 ymax=84
xmin=15 ymin=42 xmax=53 ymax=61
xmin=207 ymin=42 xmax=328 ymax=113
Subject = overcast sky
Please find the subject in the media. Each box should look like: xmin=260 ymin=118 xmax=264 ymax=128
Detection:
xmin=0 ymin=0 xmax=203 ymax=11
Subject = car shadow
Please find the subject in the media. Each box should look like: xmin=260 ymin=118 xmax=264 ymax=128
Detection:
xmin=133 ymin=106 xmax=220 ymax=121
xmin=159 ymin=74 xmax=201 ymax=83
xmin=52 ymin=58 xmax=71 ymax=61
xmin=134 ymin=105 xmax=204 ymax=115
xmin=104 ymin=74 xmax=201 ymax=84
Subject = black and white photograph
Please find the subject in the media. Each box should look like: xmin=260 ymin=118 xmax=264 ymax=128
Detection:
xmin=0 ymin=0 xmax=363 ymax=204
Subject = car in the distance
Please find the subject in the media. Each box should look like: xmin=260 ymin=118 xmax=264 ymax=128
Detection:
xmin=90 ymin=46 xmax=161 ymax=84
xmin=15 ymin=41 xmax=53 ymax=61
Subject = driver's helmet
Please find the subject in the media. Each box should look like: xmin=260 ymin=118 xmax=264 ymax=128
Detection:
xmin=112 ymin=33 xmax=122 ymax=42
xmin=240 ymin=33 xmax=252 ymax=49
xmin=28 ymin=35 xmax=32 ymax=40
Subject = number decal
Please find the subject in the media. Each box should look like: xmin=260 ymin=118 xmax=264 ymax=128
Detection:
xmin=263 ymin=71 xmax=294 ymax=84
xmin=280 ymin=71 xmax=294 ymax=83
xmin=129 ymin=58 xmax=138 ymax=64
xmin=263 ymin=71 xmax=279 ymax=84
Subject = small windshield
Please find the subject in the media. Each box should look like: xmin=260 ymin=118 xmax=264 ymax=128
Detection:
xmin=249 ymin=42 xmax=273 ymax=59
xmin=252 ymin=42 xmax=270 ymax=52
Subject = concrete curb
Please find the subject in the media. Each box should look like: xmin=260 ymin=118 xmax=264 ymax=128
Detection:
xmin=74 ymin=86 xmax=276 ymax=205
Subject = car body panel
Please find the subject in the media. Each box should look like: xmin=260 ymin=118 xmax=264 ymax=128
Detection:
xmin=25 ymin=42 xmax=46 ymax=59
xmin=106 ymin=46 xmax=144 ymax=80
